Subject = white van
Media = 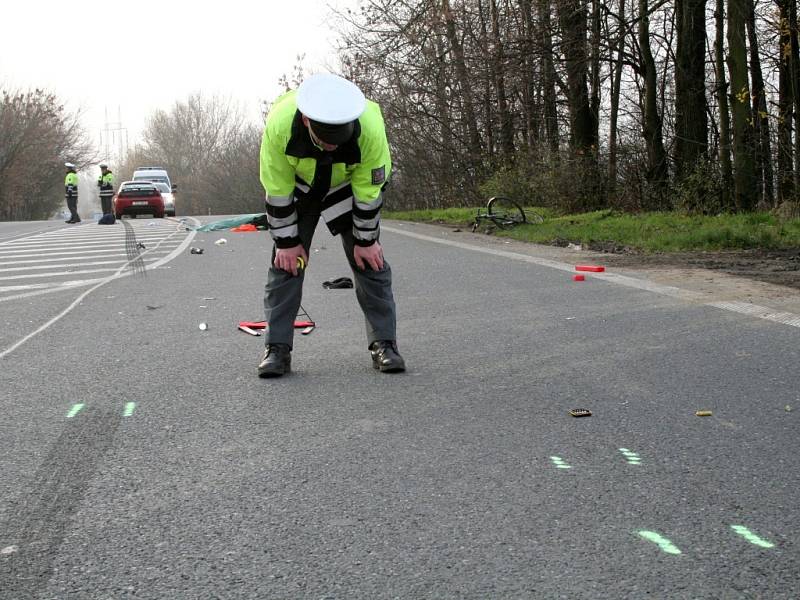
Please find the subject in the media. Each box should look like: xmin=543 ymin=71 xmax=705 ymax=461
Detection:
xmin=132 ymin=167 xmax=173 ymax=190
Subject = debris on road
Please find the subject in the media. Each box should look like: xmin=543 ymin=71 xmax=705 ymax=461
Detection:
xmin=231 ymin=224 xmax=258 ymax=232
xmin=323 ymin=277 xmax=353 ymax=289
xmin=190 ymin=247 xmax=204 ymax=254
xmin=199 ymin=322 xmax=209 ymax=331
xmin=146 ymin=305 xmax=163 ymax=310
xmin=569 ymin=408 xmax=592 ymax=417
xmin=573 ymin=274 xmax=585 ymax=282
xmin=238 ymin=325 xmax=261 ymax=336
xmin=214 ymin=238 xmax=227 ymax=246
xmin=695 ymin=410 xmax=713 ymax=417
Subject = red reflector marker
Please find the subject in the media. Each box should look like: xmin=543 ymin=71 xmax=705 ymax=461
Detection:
xmin=576 ymin=265 xmax=605 ymax=272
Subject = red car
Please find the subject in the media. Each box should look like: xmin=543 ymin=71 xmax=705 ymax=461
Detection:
xmin=114 ymin=181 xmax=165 ymax=219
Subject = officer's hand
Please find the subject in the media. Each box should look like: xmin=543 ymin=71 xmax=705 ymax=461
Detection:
xmin=274 ymin=245 xmax=308 ymax=277
xmin=354 ymin=242 xmax=384 ymax=271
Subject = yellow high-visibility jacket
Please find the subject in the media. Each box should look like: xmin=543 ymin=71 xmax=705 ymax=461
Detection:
xmin=260 ymin=89 xmax=391 ymax=248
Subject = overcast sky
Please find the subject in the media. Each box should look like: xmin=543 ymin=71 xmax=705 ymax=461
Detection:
xmin=0 ymin=0 xmax=355 ymax=158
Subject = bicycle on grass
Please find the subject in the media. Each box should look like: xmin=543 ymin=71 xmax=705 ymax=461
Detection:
xmin=471 ymin=197 xmax=544 ymax=232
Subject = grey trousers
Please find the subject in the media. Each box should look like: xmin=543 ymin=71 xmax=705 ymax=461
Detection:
xmin=66 ymin=197 xmax=78 ymax=220
xmin=263 ymin=209 xmax=397 ymax=350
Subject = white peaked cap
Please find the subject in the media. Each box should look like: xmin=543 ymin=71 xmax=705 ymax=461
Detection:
xmin=297 ymin=73 xmax=366 ymax=124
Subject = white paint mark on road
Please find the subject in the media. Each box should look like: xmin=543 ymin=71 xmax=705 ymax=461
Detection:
xmin=383 ymin=225 xmax=800 ymax=329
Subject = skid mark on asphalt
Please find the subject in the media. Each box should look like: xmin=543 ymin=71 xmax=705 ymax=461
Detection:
xmin=0 ymin=410 xmax=121 ymax=597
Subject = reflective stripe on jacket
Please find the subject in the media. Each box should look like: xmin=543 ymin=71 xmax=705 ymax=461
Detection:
xmin=65 ymin=171 xmax=78 ymax=198
xmin=98 ymin=171 xmax=115 ymax=197
xmin=259 ymin=89 xmax=391 ymax=248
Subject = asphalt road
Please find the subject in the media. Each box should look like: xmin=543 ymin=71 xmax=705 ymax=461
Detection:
xmin=0 ymin=217 xmax=798 ymax=599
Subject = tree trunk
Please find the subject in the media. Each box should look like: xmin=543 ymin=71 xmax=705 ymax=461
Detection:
xmin=674 ymin=0 xmax=708 ymax=181
xmin=520 ymin=0 xmax=539 ymax=150
xmin=590 ymin=0 xmax=601 ymax=147
xmin=539 ymin=0 xmax=560 ymax=153
xmin=608 ymin=0 xmax=626 ymax=192
xmin=777 ymin=0 xmax=794 ymax=203
xmin=746 ymin=0 xmax=774 ymax=206
xmin=557 ymin=0 xmax=598 ymax=155
xmin=727 ymin=0 xmax=758 ymax=210
xmin=441 ymin=0 xmax=483 ymax=165
xmin=639 ymin=0 xmax=669 ymax=187
xmin=490 ymin=0 xmax=515 ymax=158
xmin=715 ymin=0 xmax=733 ymax=208
xmin=789 ymin=0 xmax=800 ymax=196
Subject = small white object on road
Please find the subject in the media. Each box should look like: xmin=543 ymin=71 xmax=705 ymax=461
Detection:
xmin=214 ymin=239 xmax=227 ymax=246
xmin=199 ymin=322 xmax=208 ymax=331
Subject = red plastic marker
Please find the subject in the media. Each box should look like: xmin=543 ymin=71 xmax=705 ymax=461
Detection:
xmin=573 ymin=274 xmax=585 ymax=281
xmin=576 ymin=265 xmax=605 ymax=272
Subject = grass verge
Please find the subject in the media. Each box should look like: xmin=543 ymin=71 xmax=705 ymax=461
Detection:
xmin=384 ymin=208 xmax=800 ymax=253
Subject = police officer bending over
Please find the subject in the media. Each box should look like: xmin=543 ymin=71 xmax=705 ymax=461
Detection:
xmin=257 ymin=73 xmax=405 ymax=378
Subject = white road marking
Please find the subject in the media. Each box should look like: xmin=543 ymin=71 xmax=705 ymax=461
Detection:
xmin=0 ymin=218 xmax=199 ymax=357
xmin=0 ymin=219 xmax=197 ymax=303
xmin=0 ymin=244 xmax=180 ymax=260
xmin=383 ymin=225 xmax=800 ymax=329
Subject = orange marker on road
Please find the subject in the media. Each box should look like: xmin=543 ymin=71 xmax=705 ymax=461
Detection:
xmin=576 ymin=265 xmax=605 ymax=272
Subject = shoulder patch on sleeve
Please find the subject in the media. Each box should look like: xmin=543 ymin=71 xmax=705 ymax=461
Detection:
xmin=371 ymin=165 xmax=386 ymax=185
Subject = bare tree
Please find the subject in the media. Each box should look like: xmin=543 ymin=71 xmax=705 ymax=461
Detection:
xmin=128 ymin=94 xmax=257 ymax=215
xmin=0 ymin=88 xmax=94 ymax=221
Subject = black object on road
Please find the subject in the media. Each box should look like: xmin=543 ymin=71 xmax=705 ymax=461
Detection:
xmin=322 ymin=277 xmax=354 ymax=289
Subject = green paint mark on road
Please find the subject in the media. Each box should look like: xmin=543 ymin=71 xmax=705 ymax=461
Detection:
xmin=123 ymin=402 xmax=136 ymax=417
xmin=66 ymin=403 xmax=84 ymax=418
xmin=637 ymin=530 xmax=682 ymax=554
xmin=731 ymin=525 xmax=775 ymax=548
xmin=619 ymin=448 xmax=642 ymax=465
xmin=550 ymin=456 xmax=572 ymax=469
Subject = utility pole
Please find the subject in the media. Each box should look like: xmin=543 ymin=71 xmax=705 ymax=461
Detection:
xmin=101 ymin=106 xmax=128 ymax=167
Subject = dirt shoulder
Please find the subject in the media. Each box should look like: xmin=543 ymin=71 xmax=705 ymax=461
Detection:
xmin=393 ymin=221 xmax=800 ymax=316
xmin=587 ymin=246 xmax=800 ymax=315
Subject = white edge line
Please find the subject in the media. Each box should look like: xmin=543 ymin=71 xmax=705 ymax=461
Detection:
xmin=0 ymin=218 xmax=199 ymax=358
xmin=383 ymin=224 xmax=800 ymax=329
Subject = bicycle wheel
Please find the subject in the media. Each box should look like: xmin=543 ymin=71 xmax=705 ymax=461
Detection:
xmin=487 ymin=196 xmax=527 ymax=228
xmin=524 ymin=208 xmax=545 ymax=224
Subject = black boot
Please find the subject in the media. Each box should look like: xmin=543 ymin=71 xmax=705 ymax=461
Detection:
xmin=369 ymin=340 xmax=406 ymax=373
xmin=257 ymin=344 xmax=291 ymax=378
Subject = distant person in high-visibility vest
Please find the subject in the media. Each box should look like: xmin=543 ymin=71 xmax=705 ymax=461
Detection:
xmin=98 ymin=163 xmax=116 ymax=225
xmin=64 ymin=163 xmax=80 ymax=223
xmin=257 ymin=73 xmax=405 ymax=378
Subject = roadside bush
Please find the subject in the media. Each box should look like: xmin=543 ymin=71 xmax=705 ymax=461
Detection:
xmin=479 ymin=149 xmax=608 ymax=213
xmin=673 ymin=158 xmax=726 ymax=215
